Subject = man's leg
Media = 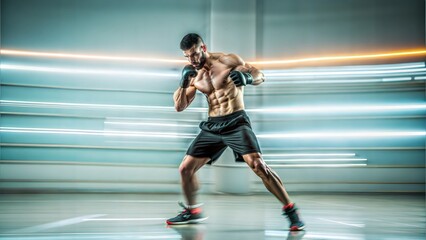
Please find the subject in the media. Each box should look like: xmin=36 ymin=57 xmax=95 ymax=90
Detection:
xmin=242 ymin=152 xmax=291 ymax=205
xmin=179 ymin=155 xmax=211 ymax=206
xmin=166 ymin=155 xmax=210 ymax=225
xmin=242 ymin=152 xmax=305 ymax=231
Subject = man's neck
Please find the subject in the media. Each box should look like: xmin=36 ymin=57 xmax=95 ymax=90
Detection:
xmin=203 ymin=52 xmax=212 ymax=71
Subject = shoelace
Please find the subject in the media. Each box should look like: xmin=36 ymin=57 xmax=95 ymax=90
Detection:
xmin=177 ymin=202 xmax=191 ymax=215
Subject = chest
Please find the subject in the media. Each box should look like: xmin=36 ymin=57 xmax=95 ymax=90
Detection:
xmin=194 ymin=64 xmax=232 ymax=94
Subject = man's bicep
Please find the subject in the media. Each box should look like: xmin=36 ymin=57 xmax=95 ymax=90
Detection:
xmin=245 ymin=63 xmax=260 ymax=74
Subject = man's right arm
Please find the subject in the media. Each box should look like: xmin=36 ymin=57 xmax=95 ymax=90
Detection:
xmin=173 ymin=86 xmax=196 ymax=112
xmin=173 ymin=65 xmax=198 ymax=112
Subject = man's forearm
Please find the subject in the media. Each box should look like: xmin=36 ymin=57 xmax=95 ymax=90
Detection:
xmin=234 ymin=64 xmax=265 ymax=86
xmin=173 ymin=88 xmax=189 ymax=112
xmin=250 ymin=70 xmax=265 ymax=85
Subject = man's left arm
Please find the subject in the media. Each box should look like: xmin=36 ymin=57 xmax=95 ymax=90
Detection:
xmin=234 ymin=63 xmax=265 ymax=86
xmin=223 ymin=54 xmax=265 ymax=87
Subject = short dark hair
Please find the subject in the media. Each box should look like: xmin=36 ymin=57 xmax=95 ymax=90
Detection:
xmin=180 ymin=33 xmax=204 ymax=50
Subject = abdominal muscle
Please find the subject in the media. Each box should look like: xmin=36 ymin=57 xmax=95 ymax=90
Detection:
xmin=193 ymin=63 xmax=245 ymax=117
xmin=205 ymin=85 xmax=245 ymax=117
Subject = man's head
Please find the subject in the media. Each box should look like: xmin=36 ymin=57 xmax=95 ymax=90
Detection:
xmin=180 ymin=33 xmax=207 ymax=70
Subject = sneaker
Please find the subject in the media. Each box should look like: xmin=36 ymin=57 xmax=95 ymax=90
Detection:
xmin=283 ymin=203 xmax=305 ymax=231
xmin=166 ymin=202 xmax=208 ymax=225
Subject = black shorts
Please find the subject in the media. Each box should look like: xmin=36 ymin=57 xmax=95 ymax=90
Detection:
xmin=186 ymin=110 xmax=262 ymax=164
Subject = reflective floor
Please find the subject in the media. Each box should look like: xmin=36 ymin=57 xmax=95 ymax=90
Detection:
xmin=0 ymin=193 xmax=425 ymax=240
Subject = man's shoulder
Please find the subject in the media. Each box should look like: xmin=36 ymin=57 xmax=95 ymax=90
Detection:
xmin=215 ymin=53 xmax=244 ymax=66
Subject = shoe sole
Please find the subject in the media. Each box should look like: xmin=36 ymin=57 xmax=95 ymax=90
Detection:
xmin=166 ymin=217 xmax=208 ymax=225
xmin=290 ymin=225 xmax=305 ymax=231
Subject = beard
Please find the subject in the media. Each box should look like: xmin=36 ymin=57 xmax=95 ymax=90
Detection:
xmin=194 ymin=51 xmax=207 ymax=70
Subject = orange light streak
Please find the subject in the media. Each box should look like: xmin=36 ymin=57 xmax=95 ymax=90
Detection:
xmin=250 ymin=49 xmax=426 ymax=65
xmin=1 ymin=48 xmax=425 ymax=65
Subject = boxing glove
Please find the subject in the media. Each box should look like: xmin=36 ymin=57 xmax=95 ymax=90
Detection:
xmin=229 ymin=71 xmax=253 ymax=87
xmin=180 ymin=65 xmax=197 ymax=88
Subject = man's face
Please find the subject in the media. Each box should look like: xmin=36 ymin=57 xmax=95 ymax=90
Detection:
xmin=183 ymin=44 xmax=206 ymax=70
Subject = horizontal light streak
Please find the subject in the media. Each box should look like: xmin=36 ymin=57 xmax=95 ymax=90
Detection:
xmin=258 ymin=131 xmax=426 ymax=138
xmin=381 ymin=77 xmax=412 ymax=82
xmin=247 ymin=104 xmax=426 ymax=114
xmin=0 ymin=233 xmax=181 ymax=239
xmin=2 ymin=100 xmax=425 ymax=114
xmin=1 ymin=127 xmax=424 ymax=139
xmin=2 ymin=48 xmax=425 ymax=66
xmin=251 ymin=49 xmax=426 ymax=65
xmin=268 ymin=164 xmax=367 ymax=168
xmin=265 ymin=230 xmax=364 ymax=240
xmin=1 ymin=49 xmax=187 ymax=64
xmin=2 ymin=62 xmax=423 ymax=85
xmin=0 ymin=100 xmax=206 ymax=113
xmin=414 ymin=76 xmax=426 ymax=80
xmin=317 ymin=218 xmax=365 ymax=228
xmin=0 ymin=64 xmax=179 ymax=77
xmin=0 ymin=127 xmax=196 ymax=139
xmin=262 ymin=153 xmax=356 ymax=157
xmin=265 ymin=62 xmax=425 ymax=72
xmin=84 ymin=218 xmax=166 ymax=221
xmin=264 ymin=158 xmax=367 ymax=162
xmin=268 ymin=78 xmax=383 ymax=84
xmin=263 ymin=67 xmax=426 ymax=77
xmin=104 ymin=121 xmax=198 ymax=128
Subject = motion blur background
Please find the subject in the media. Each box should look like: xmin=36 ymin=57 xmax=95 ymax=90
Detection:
xmin=0 ymin=0 xmax=425 ymax=194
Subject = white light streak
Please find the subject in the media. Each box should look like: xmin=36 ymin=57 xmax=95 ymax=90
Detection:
xmin=317 ymin=218 xmax=365 ymax=228
xmin=2 ymin=127 xmax=424 ymax=140
xmin=104 ymin=121 xmax=198 ymax=128
xmin=1 ymin=49 xmax=187 ymax=64
xmin=381 ymin=77 xmax=412 ymax=82
xmin=0 ymin=100 xmax=207 ymax=113
xmin=265 ymin=230 xmax=364 ymax=240
xmin=247 ymin=104 xmax=426 ymax=114
xmin=0 ymin=127 xmax=196 ymax=139
xmin=264 ymin=158 xmax=367 ymax=162
xmin=262 ymin=153 xmax=356 ymax=157
xmin=3 ymin=100 xmax=425 ymax=114
xmin=414 ymin=76 xmax=426 ymax=80
xmin=258 ymin=131 xmax=426 ymax=138
xmin=269 ymin=164 xmax=367 ymax=167
xmin=84 ymin=218 xmax=166 ymax=221
xmin=11 ymin=214 xmax=106 ymax=234
xmin=0 ymin=64 xmax=179 ymax=77
xmin=263 ymin=62 xmax=425 ymax=72
xmin=263 ymin=67 xmax=426 ymax=77
xmin=267 ymin=78 xmax=383 ymax=84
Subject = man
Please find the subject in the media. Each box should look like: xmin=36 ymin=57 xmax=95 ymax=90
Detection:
xmin=167 ymin=33 xmax=305 ymax=231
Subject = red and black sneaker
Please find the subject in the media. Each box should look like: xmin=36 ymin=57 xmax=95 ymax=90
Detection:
xmin=283 ymin=203 xmax=305 ymax=231
xmin=166 ymin=202 xmax=208 ymax=225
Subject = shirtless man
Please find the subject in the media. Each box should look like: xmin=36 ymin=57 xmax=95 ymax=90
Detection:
xmin=167 ymin=33 xmax=305 ymax=231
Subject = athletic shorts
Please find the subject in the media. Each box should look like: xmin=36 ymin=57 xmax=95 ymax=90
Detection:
xmin=186 ymin=110 xmax=262 ymax=164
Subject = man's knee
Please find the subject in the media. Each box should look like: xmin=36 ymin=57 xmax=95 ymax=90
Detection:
xmin=179 ymin=155 xmax=209 ymax=176
xmin=250 ymin=158 xmax=270 ymax=179
xmin=179 ymin=163 xmax=191 ymax=176
xmin=179 ymin=159 xmax=194 ymax=177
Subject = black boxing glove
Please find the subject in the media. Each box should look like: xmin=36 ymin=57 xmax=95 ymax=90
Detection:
xmin=180 ymin=65 xmax=197 ymax=88
xmin=229 ymin=71 xmax=253 ymax=87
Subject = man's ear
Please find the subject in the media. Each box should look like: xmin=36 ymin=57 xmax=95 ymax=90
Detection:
xmin=201 ymin=44 xmax=207 ymax=52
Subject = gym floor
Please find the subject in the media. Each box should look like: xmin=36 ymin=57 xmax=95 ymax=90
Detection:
xmin=0 ymin=193 xmax=424 ymax=240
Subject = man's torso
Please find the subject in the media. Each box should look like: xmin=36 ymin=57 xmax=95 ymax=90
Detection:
xmin=192 ymin=53 xmax=245 ymax=117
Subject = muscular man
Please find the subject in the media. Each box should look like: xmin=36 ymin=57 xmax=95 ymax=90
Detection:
xmin=167 ymin=33 xmax=305 ymax=231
